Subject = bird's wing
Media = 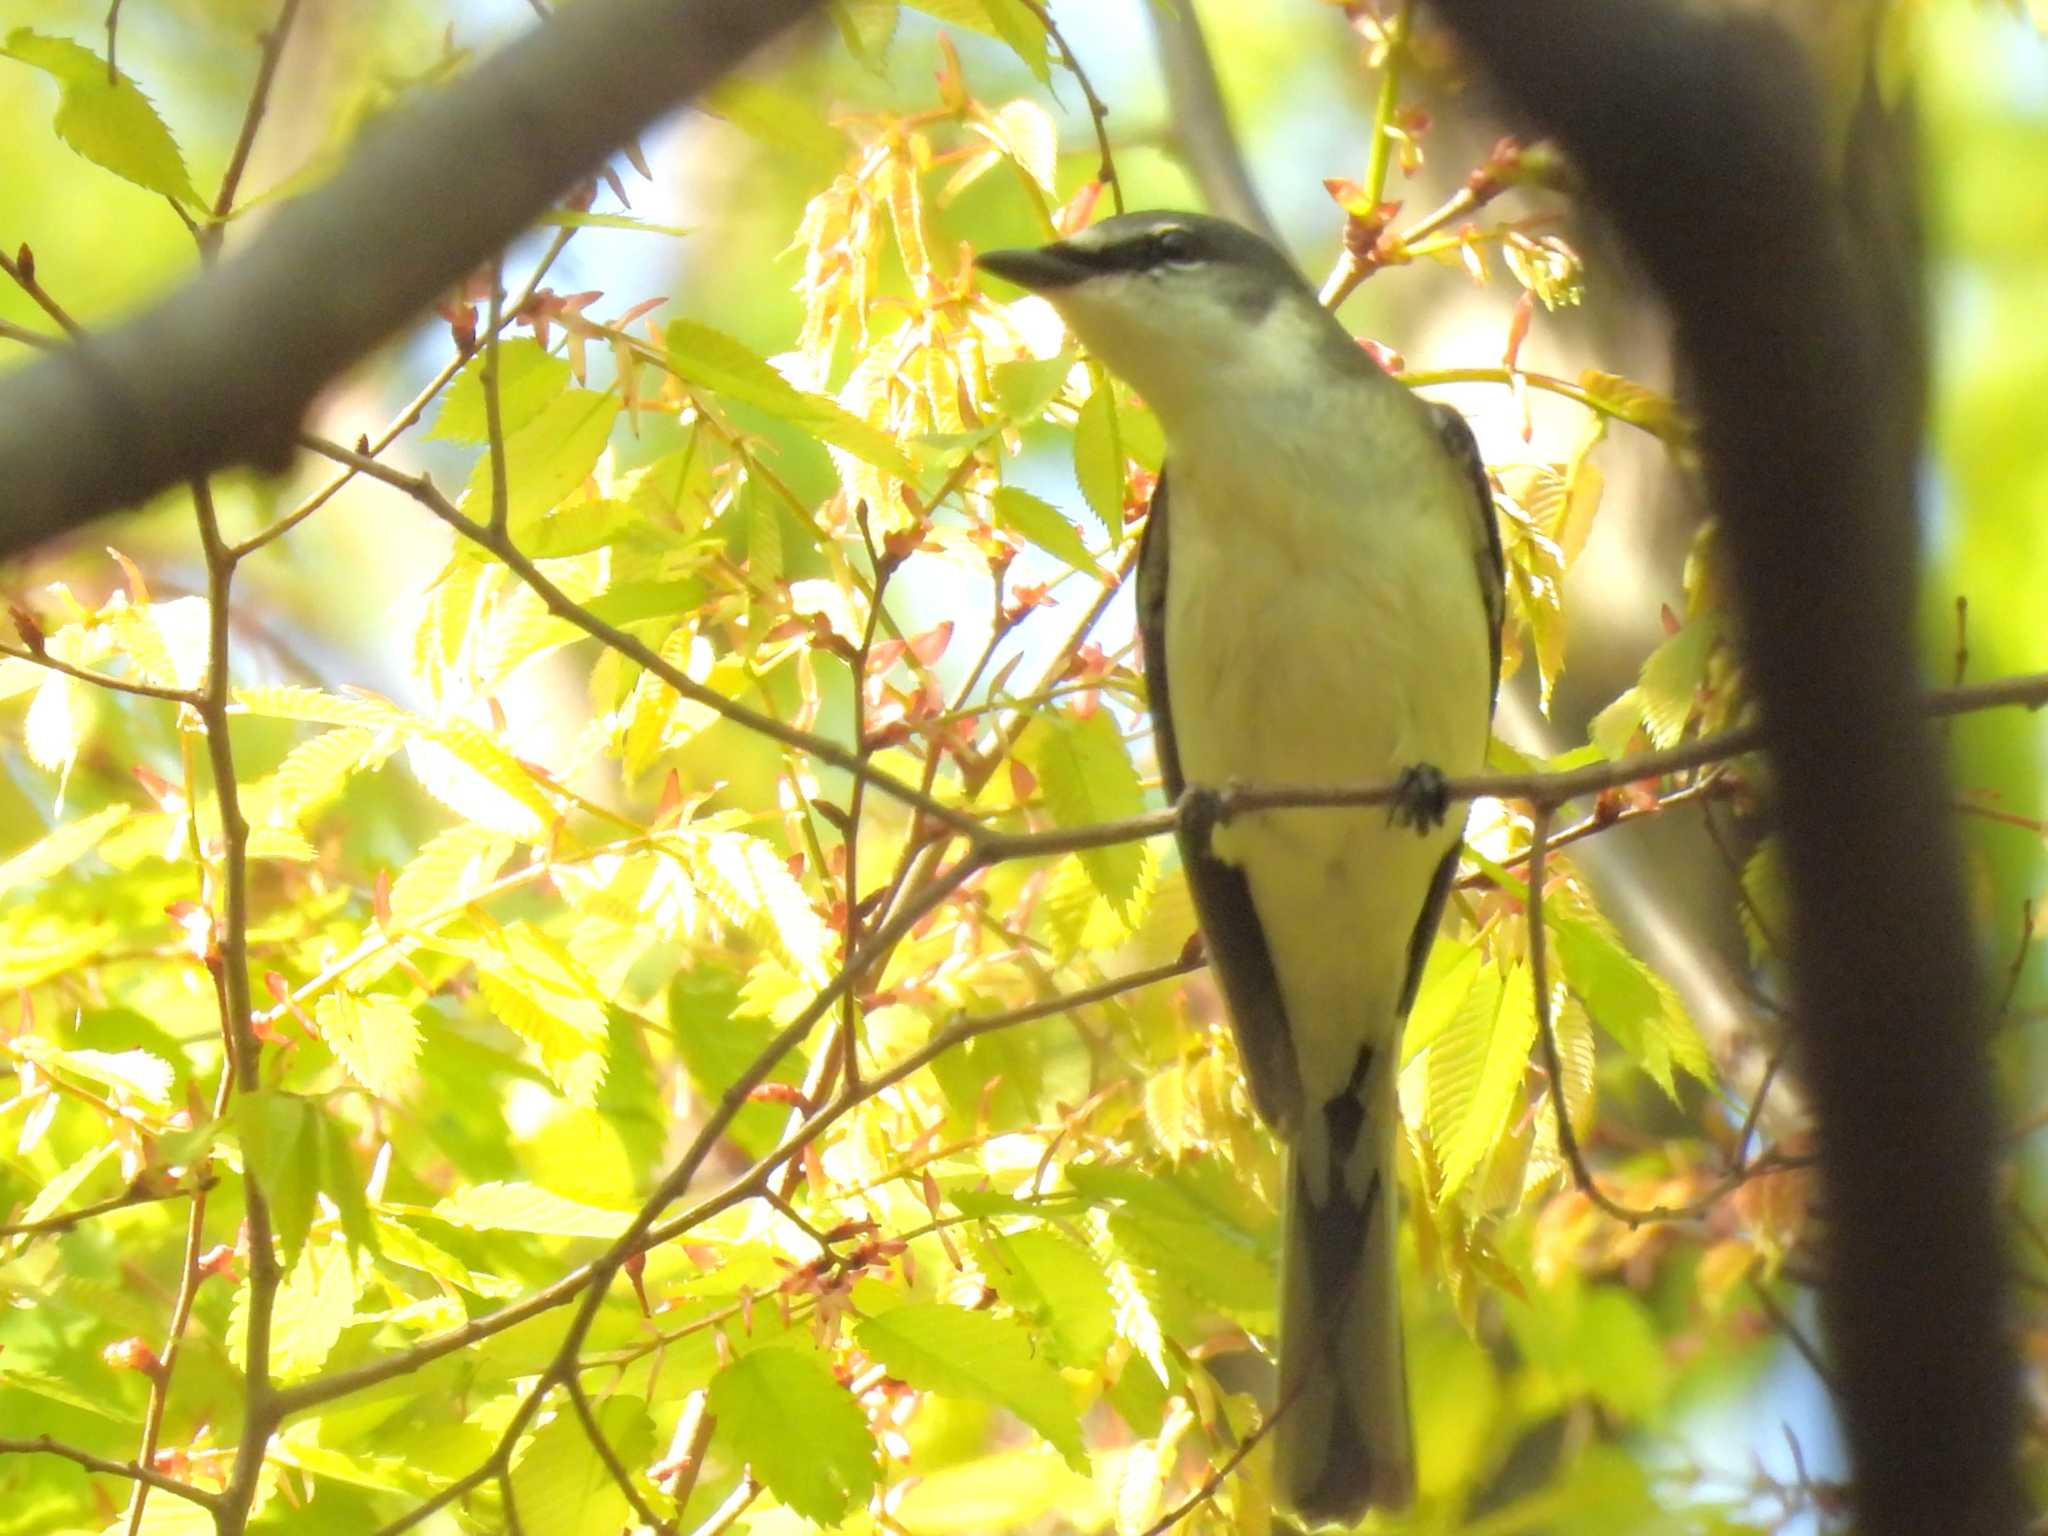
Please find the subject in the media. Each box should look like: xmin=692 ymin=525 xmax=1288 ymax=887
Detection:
xmin=1392 ymin=402 xmax=1508 ymax=1019
xmin=1427 ymin=400 xmax=1507 ymax=700
xmin=1139 ymin=469 xmax=1305 ymax=1132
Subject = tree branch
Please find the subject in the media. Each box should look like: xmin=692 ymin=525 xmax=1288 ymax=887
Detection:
xmin=1429 ymin=2 xmax=2024 ymax=1529
xmin=0 ymin=0 xmax=821 ymax=561
xmin=1147 ymin=0 xmax=1272 ymax=238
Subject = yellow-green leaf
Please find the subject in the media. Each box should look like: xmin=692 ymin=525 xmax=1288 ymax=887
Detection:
xmin=315 ymin=993 xmax=422 ymax=1100
xmin=856 ymin=1303 xmax=1086 ymax=1470
xmin=1 ymin=30 xmax=196 ymax=202
xmin=710 ymin=1346 xmax=876 ymax=1524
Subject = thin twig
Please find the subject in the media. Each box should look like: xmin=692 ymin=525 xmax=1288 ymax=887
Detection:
xmin=298 ymin=431 xmax=984 ymax=838
xmin=0 ymin=248 xmax=84 ymax=336
xmin=191 ymin=482 xmax=281 ymax=1536
xmin=0 ymin=642 xmax=201 ymax=706
xmin=1750 ymin=1274 xmax=1842 ymax=1399
xmin=1015 ymin=0 xmax=1123 ymax=209
xmin=234 ymin=227 xmax=575 ymax=559
xmin=565 ymin=1378 xmax=676 ymax=1534
xmin=482 ymin=257 xmax=511 ymax=536
xmin=1135 ymin=1375 xmax=1305 ymax=1536
xmin=202 ymin=0 xmax=305 ymax=256
xmin=1320 ymin=0 xmax=1415 ymax=309
xmin=0 ymin=1435 xmax=219 ymax=1509
xmin=1 ymin=1174 xmax=209 ymax=1239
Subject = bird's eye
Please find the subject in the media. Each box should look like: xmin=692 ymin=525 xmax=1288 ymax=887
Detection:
xmin=1152 ymin=228 xmax=1196 ymax=264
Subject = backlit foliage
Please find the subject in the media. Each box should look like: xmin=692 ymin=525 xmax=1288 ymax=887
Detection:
xmin=3 ymin=4 xmax=2040 ymax=1535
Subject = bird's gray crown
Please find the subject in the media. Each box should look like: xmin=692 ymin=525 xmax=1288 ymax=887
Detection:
xmin=976 ymin=210 xmax=1317 ymax=310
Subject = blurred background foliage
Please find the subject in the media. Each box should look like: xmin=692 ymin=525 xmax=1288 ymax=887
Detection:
xmin=0 ymin=1 xmax=2044 ymax=1533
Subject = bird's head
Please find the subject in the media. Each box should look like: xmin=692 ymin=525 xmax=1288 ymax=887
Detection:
xmin=976 ymin=211 xmax=1337 ymax=424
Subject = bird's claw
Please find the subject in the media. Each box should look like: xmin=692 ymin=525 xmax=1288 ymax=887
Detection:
xmin=1181 ymin=783 xmax=1230 ymax=858
xmin=1389 ymin=763 xmax=1450 ymax=835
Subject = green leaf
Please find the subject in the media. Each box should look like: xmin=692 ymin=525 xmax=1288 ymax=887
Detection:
xmin=458 ymin=387 xmax=621 ymax=533
xmin=235 ymin=1090 xmax=321 ymax=1264
xmin=470 ymin=923 xmax=611 ymax=1104
xmin=432 ymin=340 xmax=573 ymax=442
xmin=1634 ymin=617 xmax=1718 ymax=748
xmin=701 ymin=77 xmax=845 ymax=171
xmin=708 ymin=1346 xmax=877 ymax=1523
xmin=261 ymin=1241 xmax=360 ymax=1379
xmin=315 ymin=993 xmax=421 ymax=1101
xmin=985 ymin=1228 xmax=1116 ymax=1366
xmin=432 ymin=1180 xmax=632 ymax=1238
xmin=994 ymin=486 xmax=1106 ymax=581
xmin=1 ymin=30 xmax=195 ymax=203
xmin=977 ymin=0 xmax=1052 ymax=82
xmin=992 ymin=355 xmax=1072 ymax=421
xmin=670 ymin=971 xmax=807 ymax=1156
xmin=1423 ymin=959 xmax=1535 ymax=1199
xmin=856 ymin=1303 xmax=1086 ymax=1469
xmin=1024 ymin=709 xmax=1147 ymax=920
xmin=403 ymin=718 xmax=558 ymax=840
xmin=1551 ymin=912 xmax=1714 ymax=1099
xmin=665 ymin=318 xmax=915 ymax=480
xmin=1072 ymin=383 xmax=1125 ymax=538
xmin=0 ymin=804 xmax=126 ymax=897
xmin=509 ymin=1394 xmax=656 ymax=1536
xmin=387 ymin=823 xmax=514 ymax=932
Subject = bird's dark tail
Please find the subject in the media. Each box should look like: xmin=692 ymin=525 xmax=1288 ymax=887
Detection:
xmin=1274 ymin=1072 xmax=1413 ymax=1525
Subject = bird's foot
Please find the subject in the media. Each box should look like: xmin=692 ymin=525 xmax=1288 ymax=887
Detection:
xmin=1181 ymin=783 xmax=1229 ymax=858
xmin=1388 ymin=763 xmax=1450 ymax=835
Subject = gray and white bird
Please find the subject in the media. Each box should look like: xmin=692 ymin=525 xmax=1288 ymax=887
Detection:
xmin=978 ymin=212 xmax=1504 ymax=1526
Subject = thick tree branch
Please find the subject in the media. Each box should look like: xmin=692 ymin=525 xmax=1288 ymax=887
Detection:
xmin=1429 ymin=3 xmax=2023 ymax=1531
xmin=0 ymin=0 xmax=819 ymax=560
xmin=1147 ymin=0 xmax=1274 ymax=239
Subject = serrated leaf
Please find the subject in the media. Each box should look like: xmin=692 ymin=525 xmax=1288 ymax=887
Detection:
xmin=673 ymin=828 xmax=834 ymax=984
xmin=404 ymin=719 xmax=556 ymax=839
xmin=1635 ymin=617 xmax=1719 ymax=749
xmin=27 ymin=1041 xmax=174 ymax=1104
xmin=666 ymin=318 xmax=915 ymax=479
xmin=432 ymin=339 xmax=574 ymax=442
xmin=1072 ymin=383 xmax=1124 ymax=537
xmin=1026 ymin=710 xmax=1147 ymax=920
xmin=986 ymin=1227 xmax=1116 ymax=1366
xmin=709 ymin=1347 xmax=876 ymax=1523
xmin=670 ymin=971 xmax=807 ymax=1157
xmin=473 ymin=930 xmax=610 ymax=1105
xmin=388 ymin=823 xmax=515 ymax=932
xmin=251 ymin=725 xmax=393 ymax=833
xmin=994 ymin=486 xmax=1106 ymax=580
xmin=509 ymin=1394 xmax=656 ymax=1536
xmin=459 ymin=387 xmax=621 ymax=533
xmin=980 ymin=98 xmax=1059 ymax=193
xmin=1739 ymin=836 xmax=1788 ymax=965
xmin=5 ymin=1141 xmax=114 ymax=1235
xmin=1552 ymin=910 xmax=1714 ymax=1099
xmin=0 ymin=804 xmax=127 ymax=897
xmin=857 ymin=1303 xmax=1085 ymax=1469
xmin=977 ymin=0 xmax=1052 ymax=81
xmin=1 ymin=30 xmax=195 ymax=202
xmin=432 ymin=1180 xmax=632 ymax=1238
xmin=1424 ymin=960 xmax=1536 ymax=1200
xmin=234 ymin=684 xmax=398 ymax=727
xmin=260 ymin=1240 xmax=360 ymax=1379
xmin=235 ymin=1090 xmax=321 ymax=1264
xmin=315 ymin=993 xmax=421 ymax=1100
xmin=24 ymin=670 xmax=85 ymax=779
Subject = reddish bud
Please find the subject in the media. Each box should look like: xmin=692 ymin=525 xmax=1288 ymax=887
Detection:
xmin=16 ymin=244 xmax=35 ymax=282
xmin=9 ymin=604 xmax=45 ymax=655
xmin=103 ymin=1337 xmax=163 ymax=1377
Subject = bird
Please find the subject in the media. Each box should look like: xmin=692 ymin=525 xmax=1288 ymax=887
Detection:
xmin=976 ymin=211 xmax=1504 ymax=1526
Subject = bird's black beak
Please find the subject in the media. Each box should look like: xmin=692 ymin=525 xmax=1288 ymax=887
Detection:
xmin=974 ymin=242 xmax=1091 ymax=293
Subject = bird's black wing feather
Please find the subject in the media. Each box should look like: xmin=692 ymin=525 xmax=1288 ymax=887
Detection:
xmin=1139 ymin=470 xmax=1304 ymax=1132
xmin=1427 ymin=401 xmax=1507 ymax=700
xmin=1395 ymin=404 xmax=1509 ymax=1020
